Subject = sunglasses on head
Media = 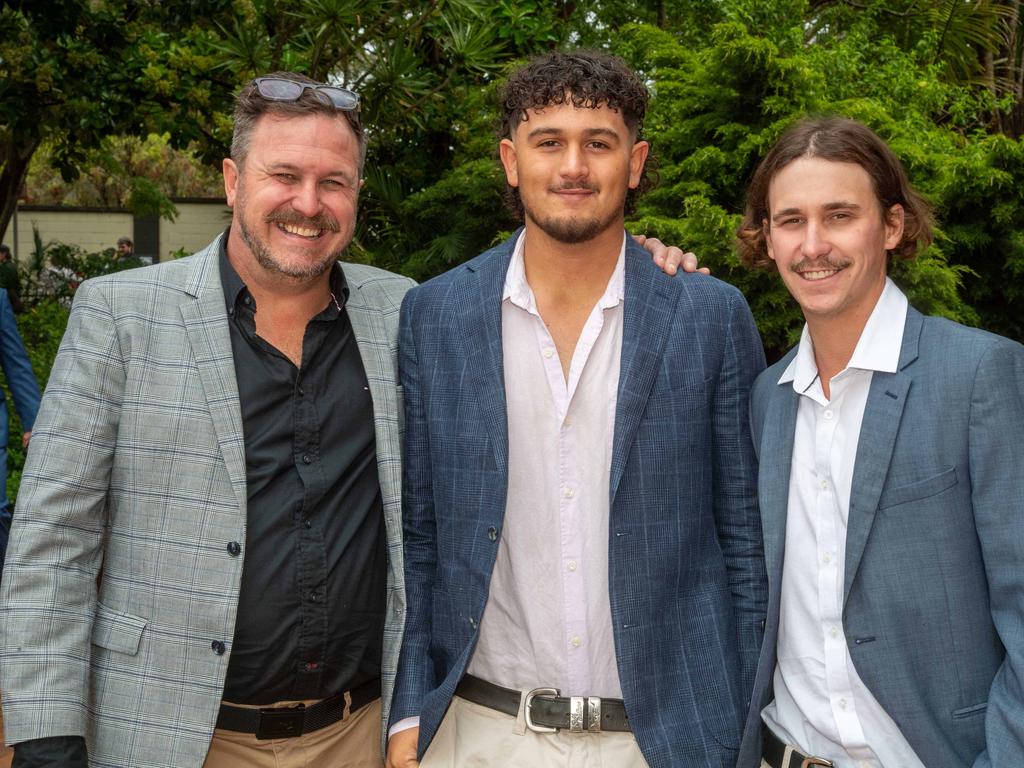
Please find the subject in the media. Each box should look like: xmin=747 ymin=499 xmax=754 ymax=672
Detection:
xmin=252 ymin=77 xmax=359 ymax=111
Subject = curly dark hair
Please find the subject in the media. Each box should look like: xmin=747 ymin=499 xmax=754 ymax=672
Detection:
xmin=737 ymin=116 xmax=933 ymax=270
xmin=497 ymin=50 xmax=657 ymax=217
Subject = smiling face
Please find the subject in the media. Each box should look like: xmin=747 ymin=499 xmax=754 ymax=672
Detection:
xmin=223 ymin=112 xmax=360 ymax=284
xmin=499 ymin=102 xmax=648 ymax=245
xmin=765 ymin=156 xmax=904 ymax=330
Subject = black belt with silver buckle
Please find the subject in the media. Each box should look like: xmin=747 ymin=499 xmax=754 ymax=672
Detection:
xmin=763 ymin=724 xmax=834 ymax=768
xmin=455 ymin=674 xmax=631 ymax=733
xmin=215 ymin=678 xmax=381 ymax=740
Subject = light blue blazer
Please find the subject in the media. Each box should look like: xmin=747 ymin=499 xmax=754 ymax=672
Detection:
xmin=738 ymin=306 xmax=1024 ymax=768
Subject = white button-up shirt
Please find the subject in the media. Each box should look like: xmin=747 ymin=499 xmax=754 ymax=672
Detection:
xmin=467 ymin=232 xmax=625 ymax=697
xmin=762 ymin=278 xmax=926 ymax=768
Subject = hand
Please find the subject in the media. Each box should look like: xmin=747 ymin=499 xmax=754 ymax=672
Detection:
xmin=386 ymin=726 xmax=420 ymax=768
xmin=22 ymin=430 xmax=31 ymax=449
xmin=634 ymin=234 xmax=710 ymax=276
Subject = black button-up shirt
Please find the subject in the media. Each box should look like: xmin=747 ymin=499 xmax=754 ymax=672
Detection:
xmin=219 ymin=237 xmax=387 ymax=704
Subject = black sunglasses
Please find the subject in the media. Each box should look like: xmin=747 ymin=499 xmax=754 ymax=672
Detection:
xmin=252 ymin=77 xmax=359 ymax=111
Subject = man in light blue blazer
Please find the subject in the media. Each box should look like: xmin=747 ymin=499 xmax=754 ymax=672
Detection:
xmin=386 ymin=51 xmax=767 ymax=768
xmin=0 ymin=285 xmax=41 ymax=578
xmin=736 ymin=117 xmax=1024 ymax=768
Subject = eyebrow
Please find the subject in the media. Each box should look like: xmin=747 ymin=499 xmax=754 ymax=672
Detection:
xmin=525 ymin=126 xmax=622 ymax=142
xmin=770 ymin=201 xmax=864 ymax=223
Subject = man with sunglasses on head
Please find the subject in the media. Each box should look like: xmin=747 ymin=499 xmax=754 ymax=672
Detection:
xmin=0 ymin=72 xmax=692 ymax=768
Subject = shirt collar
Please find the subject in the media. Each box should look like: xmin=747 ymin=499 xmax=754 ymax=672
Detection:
xmin=502 ymin=230 xmax=627 ymax=314
xmin=779 ymin=276 xmax=909 ymax=390
xmin=218 ymin=227 xmax=350 ymax=317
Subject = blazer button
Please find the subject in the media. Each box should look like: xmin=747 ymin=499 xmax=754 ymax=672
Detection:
xmin=211 ymin=640 xmax=226 ymax=655
xmin=487 ymin=526 xmax=497 ymax=542
xmin=226 ymin=541 xmax=241 ymax=557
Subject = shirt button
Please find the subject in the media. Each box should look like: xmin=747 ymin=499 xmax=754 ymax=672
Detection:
xmin=226 ymin=541 xmax=241 ymax=557
xmin=567 ymin=560 xmax=577 ymax=572
xmin=838 ymin=697 xmax=847 ymax=710
xmin=487 ymin=526 xmax=498 ymax=542
xmin=820 ymin=479 xmax=829 ymax=490
xmin=469 ymin=617 xmax=478 ymax=629
xmin=564 ymin=416 xmax=572 ymax=427
xmin=298 ymin=386 xmax=305 ymax=397
xmin=570 ymin=636 xmax=581 ymax=648
xmin=543 ymin=348 xmax=554 ymax=359
xmin=304 ymin=661 xmax=319 ymax=671
xmin=211 ymin=640 xmax=226 ymax=655
xmin=830 ymin=626 xmax=839 ymax=638
xmin=302 ymin=454 xmax=313 ymax=464
xmin=563 ymin=487 xmax=575 ymax=498
xmin=309 ymin=591 xmax=320 ymax=603
xmin=303 ymin=518 xmax=312 ymax=529
xmin=824 ymin=409 xmax=834 ymax=419
xmin=823 ymin=552 xmax=832 ymax=564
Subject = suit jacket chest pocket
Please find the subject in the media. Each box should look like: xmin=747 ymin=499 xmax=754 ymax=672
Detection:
xmin=878 ymin=466 xmax=958 ymax=510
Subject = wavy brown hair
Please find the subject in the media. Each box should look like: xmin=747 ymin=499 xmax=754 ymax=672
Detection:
xmin=737 ymin=117 xmax=933 ymax=270
xmin=497 ymin=50 xmax=657 ymax=217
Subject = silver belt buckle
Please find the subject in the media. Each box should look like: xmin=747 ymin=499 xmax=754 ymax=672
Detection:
xmin=524 ymin=687 xmax=559 ymax=734
xmin=587 ymin=696 xmax=602 ymax=732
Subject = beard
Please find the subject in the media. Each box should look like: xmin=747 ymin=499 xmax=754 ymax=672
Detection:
xmin=235 ymin=186 xmax=349 ymax=280
xmin=521 ymin=184 xmax=623 ymax=245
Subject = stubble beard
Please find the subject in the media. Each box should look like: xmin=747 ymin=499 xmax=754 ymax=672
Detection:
xmin=236 ymin=186 xmax=350 ymax=281
xmin=521 ymin=186 xmax=624 ymax=245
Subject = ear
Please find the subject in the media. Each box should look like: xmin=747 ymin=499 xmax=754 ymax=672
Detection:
xmin=763 ymin=218 xmax=777 ymax=263
xmin=499 ymin=138 xmax=519 ymax=188
xmin=223 ymin=158 xmax=239 ymax=207
xmin=628 ymin=141 xmax=650 ymax=189
xmin=884 ymin=204 xmax=905 ymax=250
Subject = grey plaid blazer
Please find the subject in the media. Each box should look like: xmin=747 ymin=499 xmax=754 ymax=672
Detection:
xmin=0 ymin=235 xmax=412 ymax=767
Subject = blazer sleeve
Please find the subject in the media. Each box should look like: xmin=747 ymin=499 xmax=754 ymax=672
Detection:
xmin=969 ymin=337 xmax=1024 ymax=767
xmin=712 ymin=288 xmax=768 ymax=703
xmin=0 ymin=288 xmax=41 ymax=431
xmin=0 ymin=280 xmax=123 ymax=745
xmin=389 ymin=287 xmax=439 ymax=729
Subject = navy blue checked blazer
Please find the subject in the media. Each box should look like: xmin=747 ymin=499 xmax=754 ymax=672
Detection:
xmin=391 ymin=232 xmax=768 ymax=768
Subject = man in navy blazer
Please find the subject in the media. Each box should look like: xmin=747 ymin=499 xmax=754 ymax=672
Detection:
xmin=386 ymin=51 xmax=767 ymax=768
xmin=735 ymin=117 xmax=1024 ymax=768
xmin=0 ymin=286 xmax=40 ymax=579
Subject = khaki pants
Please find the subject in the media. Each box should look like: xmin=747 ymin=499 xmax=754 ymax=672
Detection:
xmin=420 ymin=695 xmax=648 ymax=768
xmin=204 ymin=696 xmax=383 ymax=768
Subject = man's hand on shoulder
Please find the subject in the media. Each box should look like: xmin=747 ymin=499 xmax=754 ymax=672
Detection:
xmin=12 ymin=736 xmax=88 ymax=768
xmin=634 ymin=234 xmax=709 ymax=276
xmin=386 ymin=726 xmax=420 ymax=768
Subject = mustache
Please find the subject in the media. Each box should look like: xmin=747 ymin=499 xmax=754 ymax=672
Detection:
xmin=550 ymin=182 xmax=598 ymax=192
xmin=265 ymin=209 xmax=341 ymax=233
xmin=790 ymin=256 xmax=852 ymax=273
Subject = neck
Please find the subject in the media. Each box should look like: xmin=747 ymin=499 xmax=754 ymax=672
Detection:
xmin=521 ymin=221 xmax=623 ymax=300
xmin=226 ymin=231 xmax=334 ymax=324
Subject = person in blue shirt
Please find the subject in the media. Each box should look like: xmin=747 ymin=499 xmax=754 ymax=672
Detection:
xmin=0 ymin=286 xmax=41 ymax=580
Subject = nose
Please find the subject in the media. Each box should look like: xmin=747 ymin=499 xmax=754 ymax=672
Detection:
xmin=559 ymin=144 xmax=589 ymax=181
xmin=291 ymin=178 xmax=322 ymax=217
xmin=801 ymin=220 xmax=830 ymax=258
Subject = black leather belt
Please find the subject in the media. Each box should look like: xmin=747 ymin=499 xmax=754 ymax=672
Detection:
xmin=455 ymin=674 xmax=631 ymax=733
xmin=216 ymin=678 xmax=380 ymax=740
xmin=763 ymin=724 xmax=833 ymax=767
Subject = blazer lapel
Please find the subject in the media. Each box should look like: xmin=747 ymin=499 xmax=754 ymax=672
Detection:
xmin=843 ymin=308 xmax=922 ymax=602
xmin=179 ymin=243 xmax=247 ymax=512
xmin=459 ymin=243 xmax=512 ymax=474
xmin=760 ymin=379 xmax=800 ymax=585
xmin=610 ymin=241 xmax=674 ymax=501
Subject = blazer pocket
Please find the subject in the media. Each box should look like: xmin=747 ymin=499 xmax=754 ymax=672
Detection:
xmin=91 ymin=602 xmax=148 ymax=656
xmin=879 ymin=467 xmax=958 ymax=510
xmin=952 ymin=702 xmax=987 ymax=719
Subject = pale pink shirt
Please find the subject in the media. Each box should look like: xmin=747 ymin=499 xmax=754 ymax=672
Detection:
xmin=762 ymin=278 xmax=925 ymax=768
xmin=466 ymin=231 xmax=625 ymax=698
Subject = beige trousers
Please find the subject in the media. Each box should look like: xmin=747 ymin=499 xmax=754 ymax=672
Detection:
xmin=420 ymin=695 xmax=649 ymax=768
xmin=203 ymin=696 xmax=383 ymax=768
